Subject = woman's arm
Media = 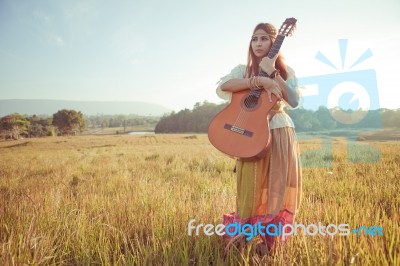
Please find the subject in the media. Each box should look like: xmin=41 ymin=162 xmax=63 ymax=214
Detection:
xmin=272 ymin=73 xmax=300 ymax=108
xmin=259 ymin=57 xmax=300 ymax=108
xmin=216 ymin=65 xmax=247 ymax=101
xmin=220 ymin=78 xmax=250 ymax=93
xmin=216 ymin=64 xmax=285 ymax=102
xmin=222 ymin=77 xmax=283 ymax=100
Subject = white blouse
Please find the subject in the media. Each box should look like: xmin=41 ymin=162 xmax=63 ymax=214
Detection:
xmin=216 ymin=64 xmax=299 ymax=129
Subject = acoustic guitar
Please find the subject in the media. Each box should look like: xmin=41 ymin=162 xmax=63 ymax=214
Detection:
xmin=208 ymin=18 xmax=297 ymax=161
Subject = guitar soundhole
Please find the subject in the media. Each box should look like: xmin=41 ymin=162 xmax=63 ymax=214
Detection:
xmin=244 ymin=95 xmax=259 ymax=109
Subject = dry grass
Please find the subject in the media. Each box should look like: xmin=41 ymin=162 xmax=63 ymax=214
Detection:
xmin=0 ymin=134 xmax=399 ymax=265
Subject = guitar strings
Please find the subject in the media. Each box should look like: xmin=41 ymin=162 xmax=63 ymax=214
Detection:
xmin=235 ymin=92 xmax=258 ymax=128
xmin=235 ymin=94 xmax=252 ymax=127
xmin=234 ymin=91 xmax=260 ymax=129
xmin=233 ymin=92 xmax=252 ymax=127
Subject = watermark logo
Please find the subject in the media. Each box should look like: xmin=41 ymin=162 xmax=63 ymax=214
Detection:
xmin=188 ymin=219 xmax=383 ymax=241
xmin=352 ymin=225 xmax=384 ymax=236
xmin=296 ymin=39 xmax=382 ymax=167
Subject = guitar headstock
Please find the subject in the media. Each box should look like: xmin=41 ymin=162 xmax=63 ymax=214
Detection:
xmin=278 ymin=17 xmax=297 ymax=36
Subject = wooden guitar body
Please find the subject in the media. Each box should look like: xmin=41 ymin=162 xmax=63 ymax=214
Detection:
xmin=208 ymin=89 xmax=277 ymax=161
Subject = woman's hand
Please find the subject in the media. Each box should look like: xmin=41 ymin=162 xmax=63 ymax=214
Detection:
xmin=258 ymin=77 xmax=282 ymax=102
xmin=259 ymin=54 xmax=278 ymax=76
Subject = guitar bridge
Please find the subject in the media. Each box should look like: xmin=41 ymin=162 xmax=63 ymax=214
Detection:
xmin=224 ymin=124 xmax=253 ymax=137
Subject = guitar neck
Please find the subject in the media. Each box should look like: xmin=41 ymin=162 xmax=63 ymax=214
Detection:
xmin=267 ymin=34 xmax=285 ymax=59
xmin=259 ymin=34 xmax=286 ymax=77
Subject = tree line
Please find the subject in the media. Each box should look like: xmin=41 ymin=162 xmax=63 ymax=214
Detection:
xmin=85 ymin=114 xmax=159 ymax=129
xmin=1 ymin=103 xmax=399 ymax=139
xmin=0 ymin=110 xmax=159 ymax=140
xmin=0 ymin=110 xmax=85 ymax=140
xmin=155 ymin=101 xmax=400 ymax=133
xmin=155 ymin=101 xmax=227 ymax=133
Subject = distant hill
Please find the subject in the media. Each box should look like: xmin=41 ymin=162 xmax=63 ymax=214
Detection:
xmin=0 ymin=99 xmax=171 ymax=116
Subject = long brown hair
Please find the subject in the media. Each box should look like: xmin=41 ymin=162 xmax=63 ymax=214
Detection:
xmin=245 ymin=23 xmax=288 ymax=80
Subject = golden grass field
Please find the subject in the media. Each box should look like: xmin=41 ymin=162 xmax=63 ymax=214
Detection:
xmin=0 ymin=133 xmax=399 ymax=265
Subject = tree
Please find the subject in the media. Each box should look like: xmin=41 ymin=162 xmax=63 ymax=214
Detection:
xmin=287 ymin=108 xmax=315 ymax=131
xmin=0 ymin=113 xmax=30 ymax=140
xmin=52 ymin=109 xmax=85 ymax=135
xmin=154 ymin=101 xmax=227 ymax=133
xmin=28 ymin=115 xmax=55 ymax=137
xmin=315 ymin=106 xmax=337 ymax=130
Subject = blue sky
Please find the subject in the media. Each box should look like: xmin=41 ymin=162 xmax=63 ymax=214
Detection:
xmin=1 ymin=0 xmax=399 ymax=111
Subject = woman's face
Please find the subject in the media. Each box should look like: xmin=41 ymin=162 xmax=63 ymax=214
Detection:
xmin=251 ymin=29 xmax=273 ymax=59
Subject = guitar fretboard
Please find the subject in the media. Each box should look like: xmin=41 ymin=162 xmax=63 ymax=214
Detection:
xmin=268 ymin=35 xmax=285 ymax=59
xmin=259 ymin=35 xmax=286 ymax=78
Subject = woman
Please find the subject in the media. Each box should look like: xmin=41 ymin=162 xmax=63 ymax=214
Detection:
xmin=216 ymin=22 xmax=302 ymax=252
